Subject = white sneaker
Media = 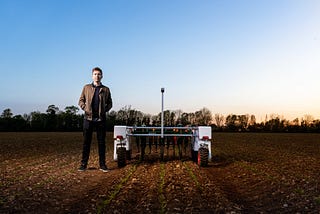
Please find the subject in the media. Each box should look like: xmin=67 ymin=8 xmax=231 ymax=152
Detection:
xmin=99 ymin=166 xmax=109 ymax=172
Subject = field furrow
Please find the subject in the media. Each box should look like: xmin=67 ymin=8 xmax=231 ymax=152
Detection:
xmin=0 ymin=132 xmax=319 ymax=213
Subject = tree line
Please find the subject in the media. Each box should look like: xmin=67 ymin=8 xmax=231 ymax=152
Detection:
xmin=0 ymin=105 xmax=319 ymax=132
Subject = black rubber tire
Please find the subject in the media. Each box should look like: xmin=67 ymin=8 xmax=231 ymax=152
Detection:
xmin=198 ymin=147 xmax=209 ymax=167
xmin=117 ymin=147 xmax=126 ymax=168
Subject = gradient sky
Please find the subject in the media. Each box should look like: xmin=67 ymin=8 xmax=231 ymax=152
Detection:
xmin=0 ymin=0 xmax=319 ymax=121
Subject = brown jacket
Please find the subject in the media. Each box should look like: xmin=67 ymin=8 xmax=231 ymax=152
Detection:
xmin=78 ymin=83 xmax=112 ymax=121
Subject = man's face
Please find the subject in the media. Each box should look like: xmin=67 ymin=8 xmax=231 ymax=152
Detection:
xmin=92 ymin=70 xmax=102 ymax=82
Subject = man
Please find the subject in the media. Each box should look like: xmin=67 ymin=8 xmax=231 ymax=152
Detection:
xmin=78 ymin=67 xmax=112 ymax=172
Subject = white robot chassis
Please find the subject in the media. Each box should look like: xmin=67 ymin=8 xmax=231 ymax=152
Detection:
xmin=113 ymin=125 xmax=212 ymax=167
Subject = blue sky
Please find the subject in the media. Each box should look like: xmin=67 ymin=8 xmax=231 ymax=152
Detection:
xmin=0 ymin=0 xmax=319 ymax=121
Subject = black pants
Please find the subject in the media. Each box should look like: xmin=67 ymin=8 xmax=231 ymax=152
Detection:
xmin=81 ymin=119 xmax=107 ymax=167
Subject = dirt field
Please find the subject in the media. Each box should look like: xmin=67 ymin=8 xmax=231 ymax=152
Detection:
xmin=0 ymin=132 xmax=320 ymax=213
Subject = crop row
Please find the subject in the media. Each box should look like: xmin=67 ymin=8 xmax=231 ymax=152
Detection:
xmin=94 ymin=159 xmax=218 ymax=213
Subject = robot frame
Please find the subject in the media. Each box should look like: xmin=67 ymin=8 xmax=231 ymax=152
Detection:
xmin=113 ymin=125 xmax=212 ymax=167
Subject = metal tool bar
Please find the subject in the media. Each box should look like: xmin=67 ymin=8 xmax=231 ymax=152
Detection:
xmin=126 ymin=126 xmax=197 ymax=130
xmin=127 ymin=133 xmax=195 ymax=137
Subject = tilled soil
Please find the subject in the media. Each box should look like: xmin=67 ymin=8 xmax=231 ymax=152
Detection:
xmin=1 ymin=132 xmax=320 ymax=213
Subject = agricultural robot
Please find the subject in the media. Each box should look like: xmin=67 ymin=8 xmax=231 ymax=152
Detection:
xmin=113 ymin=125 xmax=212 ymax=167
xmin=113 ymin=88 xmax=212 ymax=167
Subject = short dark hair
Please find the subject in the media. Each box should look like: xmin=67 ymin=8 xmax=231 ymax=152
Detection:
xmin=92 ymin=67 xmax=103 ymax=75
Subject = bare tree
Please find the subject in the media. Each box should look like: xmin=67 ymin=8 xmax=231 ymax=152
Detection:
xmin=158 ymin=110 xmax=172 ymax=126
xmin=214 ymin=113 xmax=225 ymax=127
xmin=180 ymin=112 xmax=189 ymax=125
xmin=225 ymin=114 xmax=238 ymax=131
xmin=170 ymin=111 xmax=176 ymax=126
xmin=195 ymin=107 xmax=212 ymax=126
xmin=116 ymin=105 xmax=144 ymax=125
xmin=302 ymin=114 xmax=314 ymax=127
xmin=142 ymin=114 xmax=152 ymax=125
xmin=239 ymin=114 xmax=249 ymax=129
xmin=151 ymin=115 xmax=160 ymax=126
xmin=292 ymin=118 xmax=300 ymax=126
xmin=174 ymin=109 xmax=183 ymax=123
xmin=249 ymin=114 xmax=256 ymax=126
xmin=189 ymin=112 xmax=196 ymax=125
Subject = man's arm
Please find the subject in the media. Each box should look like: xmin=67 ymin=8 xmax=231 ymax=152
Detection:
xmin=78 ymin=86 xmax=86 ymax=110
xmin=105 ymin=88 xmax=112 ymax=112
